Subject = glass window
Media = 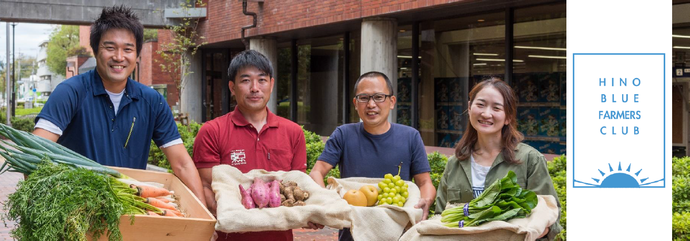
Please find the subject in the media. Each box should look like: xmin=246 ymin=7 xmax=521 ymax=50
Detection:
xmin=419 ymin=11 xmax=506 ymax=147
xmin=397 ymin=25 xmax=414 ymax=127
xmin=672 ymin=23 xmax=690 ymax=156
xmin=276 ymin=46 xmax=292 ymax=119
xmin=513 ymin=3 xmax=566 ymax=155
xmin=296 ymin=35 xmax=346 ymax=136
xmin=348 ymin=32 xmax=362 ymax=124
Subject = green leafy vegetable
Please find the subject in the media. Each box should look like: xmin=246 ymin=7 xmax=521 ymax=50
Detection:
xmin=3 ymin=162 xmax=125 ymax=241
xmin=441 ymin=171 xmax=538 ymax=228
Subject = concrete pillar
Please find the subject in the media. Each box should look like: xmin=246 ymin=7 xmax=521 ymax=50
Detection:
xmin=249 ymin=38 xmax=278 ymax=114
xmin=182 ymin=50 xmax=202 ymax=123
xmin=360 ymin=17 xmax=398 ymax=123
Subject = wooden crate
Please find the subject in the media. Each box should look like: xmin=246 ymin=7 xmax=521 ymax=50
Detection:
xmin=95 ymin=167 xmax=216 ymax=241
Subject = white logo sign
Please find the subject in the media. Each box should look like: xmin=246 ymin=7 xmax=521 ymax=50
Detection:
xmin=230 ymin=149 xmax=246 ymax=166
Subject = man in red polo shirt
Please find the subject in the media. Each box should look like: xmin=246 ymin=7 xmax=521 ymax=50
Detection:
xmin=193 ymin=50 xmax=307 ymax=241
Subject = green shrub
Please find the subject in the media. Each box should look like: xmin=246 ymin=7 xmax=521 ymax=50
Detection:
xmin=674 ymin=212 xmax=690 ymax=241
xmin=674 ymin=156 xmax=690 ymax=178
xmin=427 ymin=151 xmax=448 ymax=216
xmin=10 ymin=117 xmax=35 ymax=133
xmin=147 ymin=121 xmax=202 ymax=171
xmin=547 ymin=155 xmax=567 ymax=241
xmin=674 ymin=157 xmax=690 ymax=240
xmin=303 ymin=126 xmax=339 ymax=183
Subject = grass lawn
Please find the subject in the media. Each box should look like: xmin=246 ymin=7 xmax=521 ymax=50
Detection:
xmin=16 ymin=106 xmax=43 ymax=116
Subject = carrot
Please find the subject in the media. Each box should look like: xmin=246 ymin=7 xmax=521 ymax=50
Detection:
xmin=161 ymin=210 xmax=178 ymax=217
xmin=131 ymin=184 xmax=171 ymax=198
xmin=146 ymin=197 xmax=176 ymax=210
xmin=154 ymin=197 xmax=171 ymax=203
xmin=160 ymin=208 xmax=183 ymax=217
xmin=147 ymin=211 xmax=160 ymax=216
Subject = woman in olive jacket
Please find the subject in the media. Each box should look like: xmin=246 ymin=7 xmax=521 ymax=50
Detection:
xmin=434 ymin=77 xmax=561 ymax=240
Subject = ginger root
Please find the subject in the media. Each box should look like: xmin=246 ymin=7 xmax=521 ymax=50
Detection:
xmin=282 ymin=199 xmax=295 ymax=207
xmin=282 ymin=181 xmax=298 ymax=187
xmin=284 ymin=186 xmax=295 ymax=201
xmin=278 ymin=180 xmax=308 ymax=206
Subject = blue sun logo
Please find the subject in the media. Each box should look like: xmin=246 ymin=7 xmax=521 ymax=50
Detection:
xmin=575 ymin=162 xmax=664 ymax=188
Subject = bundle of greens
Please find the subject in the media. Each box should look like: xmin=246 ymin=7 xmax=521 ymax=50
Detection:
xmin=0 ymin=123 xmax=121 ymax=177
xmin=3 ymin=162 xmax=151 ymax=240
xmin=441 ymin=171 xmax=538 ymax=228
xmin=0 ymin=124 xmax=184 ymax=240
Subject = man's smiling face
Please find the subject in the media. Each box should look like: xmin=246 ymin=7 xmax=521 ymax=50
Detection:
xmin=95 ymin=28 xmax=137 ymax=84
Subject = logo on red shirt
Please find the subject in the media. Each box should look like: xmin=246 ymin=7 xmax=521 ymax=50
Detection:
xmin=230 ymin=149 xmax=247 ymax=166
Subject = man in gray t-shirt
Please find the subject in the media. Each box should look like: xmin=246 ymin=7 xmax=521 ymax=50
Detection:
xmin=309 ymin=71 xmax=436 ymax=241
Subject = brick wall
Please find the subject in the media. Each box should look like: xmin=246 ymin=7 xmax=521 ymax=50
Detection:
xmin=65 ymin=55 xmax=90 ymax=78
xmin=79 ymin=25 xmax=93 ymax=55
xmin=139 ymin=41 xmax=154 ymax=86
xmin=138 ymin=29 xmax=178 ymax=107
xmin=200 ymin=0 xmax=467 ymax=44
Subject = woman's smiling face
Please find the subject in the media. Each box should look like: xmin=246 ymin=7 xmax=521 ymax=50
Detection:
xmin=468 ymin=86 xmax=509 ymax=136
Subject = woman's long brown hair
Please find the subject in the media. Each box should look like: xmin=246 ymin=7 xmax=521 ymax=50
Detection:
xmin=454 ymin=77 xmax=524 ymax=164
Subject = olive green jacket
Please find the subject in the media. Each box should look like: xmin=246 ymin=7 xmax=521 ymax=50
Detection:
xmin=434 ymin=143 xmax=562 ymax=241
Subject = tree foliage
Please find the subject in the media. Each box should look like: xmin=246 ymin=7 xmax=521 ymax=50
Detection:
xmin=156 ymin=0 xmax=207 ymax=112
xmin=46 ymin=25 xmax=81 ymax=75
xmin=144 ymin=28 xmax=158 ymax=42
xmin=13 ymin=53 xmax=37 ymax=79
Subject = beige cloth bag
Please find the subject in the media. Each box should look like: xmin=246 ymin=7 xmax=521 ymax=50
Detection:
xmin=212 ymin=165 xmax=352 ymax=233
xmin=399 ymin=195 xmax=559 ymax=241
xmin=327 ymin=177 xmax=424 ymax=241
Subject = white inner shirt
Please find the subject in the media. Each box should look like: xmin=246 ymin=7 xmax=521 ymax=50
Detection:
xmin=105 ymin=89 xmax=125 ymax=115
xmin=35 ymin=89 xmax=182 ymax=148
xmin=470 ymin=154 xmax=492 ymax=198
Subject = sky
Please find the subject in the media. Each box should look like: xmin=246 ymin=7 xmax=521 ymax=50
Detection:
xmin=0 ymin=22 xmax=56 ymax=64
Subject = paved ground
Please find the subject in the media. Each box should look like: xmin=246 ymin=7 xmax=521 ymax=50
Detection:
xmin=0 ymin=161 xmax=20 ymax=241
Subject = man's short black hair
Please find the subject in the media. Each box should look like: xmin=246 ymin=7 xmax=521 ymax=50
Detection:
xmin=90 ymin=5 xmax=144 ymax=56
xmin=227 ymin=50 xmax=274 ymax=82
xmin=353 ymin=71 xmax=394 ymax=96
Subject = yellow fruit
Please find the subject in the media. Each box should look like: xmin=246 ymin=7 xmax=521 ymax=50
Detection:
xmin=343 ymin=190 xmax=368 ymax=207
xmin=359 ymin=185 xmax=379 ymax=206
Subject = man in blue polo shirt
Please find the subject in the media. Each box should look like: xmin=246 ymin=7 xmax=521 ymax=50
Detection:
xmin=32 ymin=6 xmax=206 ymax=206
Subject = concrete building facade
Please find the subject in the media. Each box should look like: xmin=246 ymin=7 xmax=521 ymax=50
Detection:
xmin=35 ymin=41 xmax=64 ymax=99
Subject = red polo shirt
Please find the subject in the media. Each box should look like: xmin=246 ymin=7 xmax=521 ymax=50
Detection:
xmin=193 ymin=106 xmax=307 ymax=241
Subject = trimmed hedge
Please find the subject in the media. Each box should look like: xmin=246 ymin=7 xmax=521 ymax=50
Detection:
xmin=548 ymin=155 xmax=567 ymax=241
xmin=304 ymin=126 xmax=340 ymax=183
xmin=147 ymin=121 xmax=202 ymax=170
xmin=674 ymin=157 xmax=690 ymax=240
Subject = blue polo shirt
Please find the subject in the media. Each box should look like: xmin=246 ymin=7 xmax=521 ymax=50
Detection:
xmin=36 ymin=70 xmax=180 ymax=169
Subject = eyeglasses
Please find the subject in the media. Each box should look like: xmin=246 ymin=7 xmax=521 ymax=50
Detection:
xmin=355 ymin=93 xmax=392 ymax=103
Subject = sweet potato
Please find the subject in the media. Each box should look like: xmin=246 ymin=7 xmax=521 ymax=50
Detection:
xmin=268 ymin=180 xmax=282 ymax=207
xmin=239 ymin=184 xmax=255 ymax=209
xmin=251 ymin=177 xmax=270 ymax=208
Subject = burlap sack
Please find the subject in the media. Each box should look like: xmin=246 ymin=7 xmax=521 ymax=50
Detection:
xmin=399 ymin=195 xmax=559 ymax=241
xmin=212 ymin=165 xmax=352 ymax=233
xmin=327 ymin=176 xmax=424 ymax=241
